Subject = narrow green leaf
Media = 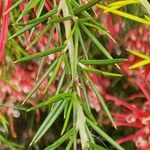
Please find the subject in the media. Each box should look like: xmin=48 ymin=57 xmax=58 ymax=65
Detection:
xmin=47 ymin=16 xmax=73 ymax=25
xmin=83 ymin=22 xmax=113 ymax=39
xmin=77 ymin=17 xmax=90 ymax=23
xmin=17 ymin=0 xmax=41 ymax=22
xmin=30 ymin=101 xmax=66 ymax=145
xmin=19 ymin=6 xmax=58 ymax=25
xmin=9 ymin=16 xmax=72 ymax=40
xmin=83 ymin=22 xmax=116 ymax=43
xmin=65 ymin=136 xmax=75 ymax=150
xmin=80 ymin=58 xmax=126 ymax=65
xmin=80 ymin=24 xmax=113 ymax=59
xmin=44 ymin=56 xmax=63 ymax=93
xmin=64 ymin=101 xmax=69 ymax=120
xmin=61 ymin=100 xmax=73 ymax=135
xmin=22 ymin=59 xmax=58 ymax=104
xmin=36 ymin=26 xmax=55 ymax=80
xmin=9 ymin=15 xmax=24 ymax=45
xmin=15 ymin=45 xmax=66 ymax=63
xmin=66 ymin=0 xmax=74 ymax=15
xmin=78 ymin=29 xmax=88 ymax=59
xmin=99 ymin=70 xmax=122 ymax=77
xmin=45 ymin=127 xmax=77 ymax=150
xmin=81 ymin=101 xmax=97 ymax=124
xmin=74 ymin=0 xmax=100 ymax=15
xmin=79 ymin=74 xmax=91 ymax=112
xmin=79 ymin=63 xmax=122 ymax=77
xmin=9 ymin=38 xmax=28 ymax=57
xmin=26 ymin=24 xmax=50 ymax=50
xmin=36 ymin=0 xmax=46 ymax=16
xmin=79 ymin=73 xmax=96 ymax=124
xmin=88 ymin=78 xmax=116 ymax=127
xmin=55 ymin=68 xmax=66 ymax=95
xmin=9 ymin=22 xmax=40 ymax=40
xmin=4 ymin=0 xmax=23 ymax=15
xmin=89 ymin=141 xmax=106 ymax=150
xmin=27 ymin=93 xmax=73 ymax=111
xmin=73 ymin=104 xmax=77 ymax=150
xmin=29 ymin=0 xmax=46 ymax=38
xmin=87 ymin=119 xmax=125 ymax=150
xmin=72 ymin=1 xmax=106 ymax=31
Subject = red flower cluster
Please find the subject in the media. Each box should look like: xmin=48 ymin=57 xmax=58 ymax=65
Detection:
xmin=90 ymin=10 xmax=150 ymax=149
xmin=101 ymin=13 xmax=123 ymax=53
xmin=116 ymin=25 xmax=150 ymax=150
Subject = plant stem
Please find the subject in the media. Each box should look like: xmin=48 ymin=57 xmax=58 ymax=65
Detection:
xmin=60 ymin=0 xmax=74 ymax=79
xmin=76 ymin=101 xmax=89 ymax=149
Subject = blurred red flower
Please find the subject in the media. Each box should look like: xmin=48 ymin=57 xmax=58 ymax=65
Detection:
xmin=0 ymin=0 xmax=12 ymax=61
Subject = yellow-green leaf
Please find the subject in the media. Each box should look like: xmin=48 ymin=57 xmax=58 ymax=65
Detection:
xmin=145 ymin=15 xmax=150 ymax=22
xmin=129 ymin=59 xmax=150 ymax=69
xmin=127 ymin=49 xmax=150 ymax=59
xmin=105 ymin=0 xmax=140 ymax=12
xmin=104 ymin=5 xmax=126 ymax=13
xmin=97 ymin=4 xmax=150 ymax=25
xmin=108 ymin=0 xmax=140 ymax=7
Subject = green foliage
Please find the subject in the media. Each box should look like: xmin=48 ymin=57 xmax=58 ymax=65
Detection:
xmin=3 ymin=0 xmax=150 ymax=149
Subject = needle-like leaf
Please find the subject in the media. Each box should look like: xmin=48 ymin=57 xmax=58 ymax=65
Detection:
xmin=4 ymin=0 xmax=23 ymax=15
xmin=9 ymin=16 xmax=72 ymax=40
xmin=16 ymin=0 xmax=41 ymax=22
xmin=79 ymin=63 xmax=122 ymax=77
xmin=44 ymin=56 xmax=63 ymax=93
xmin=27 ymin=93 xmax=73 ymax=111
xmin=22 ymin=59 xmax=58 ymax=104
xmin=45 ymin=127 xmax=77 ymax=150
xmin=18 ymin=6 xmax=58 ymax=26
xmin=29 ymin=101 xmax=66 ymax=145
xmin=80 ymin=58 xmax=126 ymax=65
xmin=14 ymin=45 xmax=66 ymax=63
xmin=89 ymin=141 xmax=106 ymax=150
xmin=80 ymin=24 xmax=113 ymax=59
xmin=61 ymin=100 xmax=73 ymax=135
xmin=88 ymin=78 xmax=116 ymax=127
xmin=74 ymin=0 xmax=100 ymax=15
xmin=87 ymin=118 xmax=125 ymax=150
